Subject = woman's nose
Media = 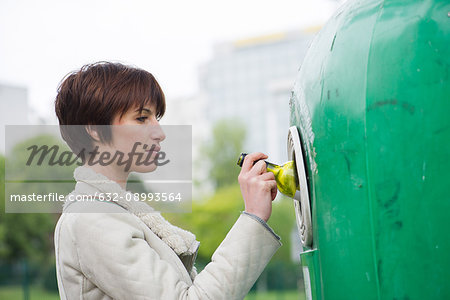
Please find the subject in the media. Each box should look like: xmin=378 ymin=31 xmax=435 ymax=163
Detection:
xmin=149 ymin=122 xmax=166 ymax=142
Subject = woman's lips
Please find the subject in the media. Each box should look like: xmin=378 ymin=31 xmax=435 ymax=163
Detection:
xmin=145 ymin=145 xmax=161 ymax=153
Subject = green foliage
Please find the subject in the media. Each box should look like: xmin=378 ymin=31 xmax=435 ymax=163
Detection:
xmin=0 ymin=155 xmax=6 ymax=259
xmin=42 ymin=262 xmax=58 ymax=291
xmin=267 ymin=196 xmax=297 ymax=263
xmin=7 ymin=134 xmax=77 ymax=184
xmin=200 ymin=118 xmax=246 ymax=190
xmin=6 ymin=134 xmax=77 ymax=213
xmin=1 ymin=133 xmax=75 ymax=290
xmin=1 ymin=154 xmax=59 ymax=267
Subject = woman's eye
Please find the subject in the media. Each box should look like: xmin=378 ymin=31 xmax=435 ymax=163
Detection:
xmin=136 ymin=116 xmax=148 ymax=122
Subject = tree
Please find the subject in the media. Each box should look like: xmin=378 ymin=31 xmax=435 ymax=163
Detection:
xmin=0 ymin=134 xmax=75 ymax=289
xmin=199 ymin=118 xmax=246 ymax=190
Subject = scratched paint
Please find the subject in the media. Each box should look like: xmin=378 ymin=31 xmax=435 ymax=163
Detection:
xmin=290 ymin=83 xmax=317 ymax=175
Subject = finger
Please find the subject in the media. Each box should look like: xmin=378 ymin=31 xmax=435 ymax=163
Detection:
xmin=271 ymin=187 xmax=278 ymax=201
xmin=258 ymin=171 xmax=275 ymax=181
xmin=260 ymin=179 xmax=277 ymax=192
xmin=267 ymin=180 xmax=277 ymax=191
xmin=241 ymin=152 xmax=268 ymax=173
xmin=249 ymin=160 xmax=267 ymax=176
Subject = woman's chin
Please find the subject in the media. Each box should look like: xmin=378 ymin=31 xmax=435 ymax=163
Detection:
xmin=132 ymin=164 xmax=158 ymax=173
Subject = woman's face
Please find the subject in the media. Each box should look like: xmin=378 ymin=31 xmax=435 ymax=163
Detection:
xmin=102 ymin=102 xmax=166 ymax=174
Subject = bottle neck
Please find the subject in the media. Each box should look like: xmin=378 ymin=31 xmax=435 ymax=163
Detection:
xmin=265 ymin=161 xmax=281 ymax=175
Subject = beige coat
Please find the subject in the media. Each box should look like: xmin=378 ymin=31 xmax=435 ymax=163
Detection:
xmin=54 ymin=167 xmax=282 ymax=300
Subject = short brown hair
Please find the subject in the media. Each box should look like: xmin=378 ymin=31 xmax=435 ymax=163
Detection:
xmin=55 ymin=61 xmax=165 ymax=153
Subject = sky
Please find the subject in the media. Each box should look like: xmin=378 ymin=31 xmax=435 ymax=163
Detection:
xmin=0 ymin=0 xmax=343 ymax=123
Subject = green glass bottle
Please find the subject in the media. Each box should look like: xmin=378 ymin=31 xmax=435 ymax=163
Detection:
xmin=236 ymin=152 xmax=299 ymax=198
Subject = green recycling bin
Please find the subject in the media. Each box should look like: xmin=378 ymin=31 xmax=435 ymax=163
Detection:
xmin=288 ymin=0 xmax=450 ymax=299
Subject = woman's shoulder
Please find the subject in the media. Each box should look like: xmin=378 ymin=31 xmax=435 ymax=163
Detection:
xmin=56 ymin=198 xmax=146 ymax=240
xmin=63 ymin=195 xmax=127 ymax=213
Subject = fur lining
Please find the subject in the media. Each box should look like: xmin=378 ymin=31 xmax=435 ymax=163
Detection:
xmin=65 ymin=166 xmax=199 ymax=280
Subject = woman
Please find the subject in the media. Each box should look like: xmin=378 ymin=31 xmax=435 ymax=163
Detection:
xmin=53 ymin=62 xmax=282 ymax=300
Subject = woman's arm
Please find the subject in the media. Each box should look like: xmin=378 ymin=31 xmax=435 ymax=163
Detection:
xmin=63 ymin=210 xmax=281 ymax=300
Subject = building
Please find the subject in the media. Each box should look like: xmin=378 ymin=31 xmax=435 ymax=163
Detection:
xmin=0 ymin=83 xmax=29 ymax=153
xmin=161 ymin=93 xmax=212 ymax=195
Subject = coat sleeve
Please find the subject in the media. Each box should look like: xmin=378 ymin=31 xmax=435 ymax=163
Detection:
xmin=68 ymin=211 xmax=282 ymax=300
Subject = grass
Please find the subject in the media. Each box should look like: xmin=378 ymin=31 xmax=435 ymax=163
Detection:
xmin=0 ymin=286 xmax=305 ymax=300
xmin=0 ymin=286 xmax=60 ymax=300
xmin=245 ymin=290 xmax=306 ymax=300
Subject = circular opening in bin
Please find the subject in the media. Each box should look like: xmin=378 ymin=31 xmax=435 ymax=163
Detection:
xmin=287 ymin=126 xmax=313 ymax=248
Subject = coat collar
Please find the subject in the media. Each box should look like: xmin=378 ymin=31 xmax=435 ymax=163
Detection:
xmin=64 ymin=166 xmax=199 ymax=280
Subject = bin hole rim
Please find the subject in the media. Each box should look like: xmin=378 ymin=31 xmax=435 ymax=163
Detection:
xmin=288 ymin=125 xmax=313 ymax=248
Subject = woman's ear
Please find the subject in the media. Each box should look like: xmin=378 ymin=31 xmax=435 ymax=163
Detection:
xmin=85 ymin=125 xmax=101 ymax=142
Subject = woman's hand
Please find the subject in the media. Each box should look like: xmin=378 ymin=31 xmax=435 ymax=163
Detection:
xmin=238 ymin=152 xmax=277 ymax=222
